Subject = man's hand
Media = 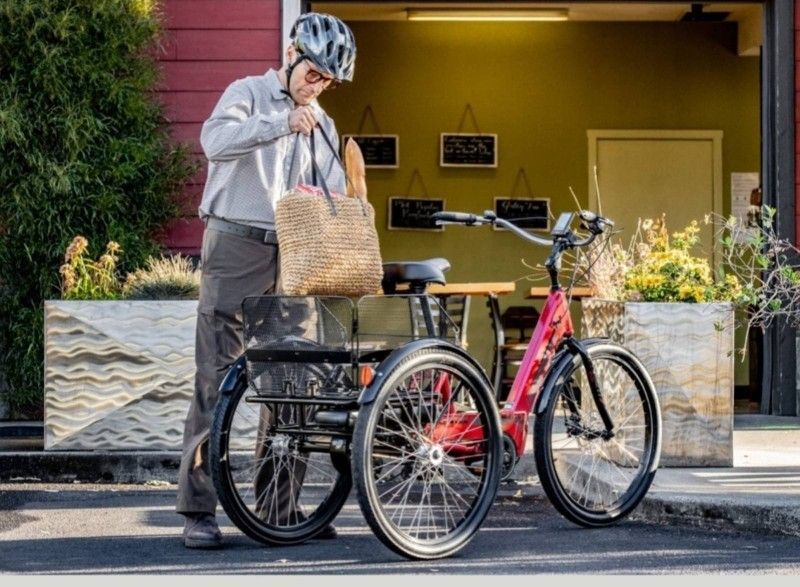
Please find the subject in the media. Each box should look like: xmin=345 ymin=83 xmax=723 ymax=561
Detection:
xmin=288 ymin=106 xmax=318 ymax=136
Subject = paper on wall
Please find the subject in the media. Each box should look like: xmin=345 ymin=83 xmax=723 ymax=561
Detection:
xmin=731 ymin=172 xmax=760 ymax=242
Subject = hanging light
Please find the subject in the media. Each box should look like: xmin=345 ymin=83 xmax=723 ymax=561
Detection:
xmin=406 ymin=8 xmax=569 ymax=22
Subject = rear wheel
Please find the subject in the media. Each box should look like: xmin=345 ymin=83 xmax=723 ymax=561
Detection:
xmin=210 ymin=360 xmax=352 ymax=545
xmin=352 ymin=346 xmax=503 ymax=560
xmin=534 ymin=341 xmax=661 ymax=527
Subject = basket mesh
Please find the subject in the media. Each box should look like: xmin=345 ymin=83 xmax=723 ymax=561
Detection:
xmin=242 ymin=295 xmax=355 ymax=395
xmin=240 ymin=294 xmax=460 ymax=395
xmin=356 ymin=294 xmax=459 ymax=354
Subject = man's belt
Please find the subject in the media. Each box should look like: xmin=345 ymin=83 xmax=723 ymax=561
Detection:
xmin=205 ymin=217 xmax=278 ymax=245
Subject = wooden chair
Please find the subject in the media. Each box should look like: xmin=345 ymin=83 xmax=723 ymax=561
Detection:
xmin=498 ymin=305 xmax=540 ymax=401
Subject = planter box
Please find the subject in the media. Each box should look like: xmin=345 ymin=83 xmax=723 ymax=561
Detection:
xmin=581 ymin=299 xmax=735 ymax=467
xmin=44 ymin=300 xmax=197 ymax=451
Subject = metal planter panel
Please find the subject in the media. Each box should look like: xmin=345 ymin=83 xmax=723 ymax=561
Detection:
xmin=44 ymin=301 xmax=197 ymax=451
xmin=582 ymin=299 xmax=735 ymax=467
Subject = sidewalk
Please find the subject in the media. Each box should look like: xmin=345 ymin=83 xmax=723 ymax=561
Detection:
xmin=635 ymin=415 xmax=800 ymax=537
xmin=1 ymin=414 xmax=799 ymax=538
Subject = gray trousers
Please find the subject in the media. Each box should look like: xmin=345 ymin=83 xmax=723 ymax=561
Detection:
xmin=176 ymin=226 xmax=309 ymax=515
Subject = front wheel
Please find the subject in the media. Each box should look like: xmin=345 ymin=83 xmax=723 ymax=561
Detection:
xmin=352 ymin=346 xmax=503 ymax=560
xmin=210 ymin=361 xmax=352 ymax=545
xmin=534 ymin=341 xmax=661 ymax=527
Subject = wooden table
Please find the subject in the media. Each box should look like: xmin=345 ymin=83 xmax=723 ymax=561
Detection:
xmin=526 ymin=286 xmax=594 ymax=300
xmin=428 ymin=282 xmax=516 ymax=297
xmin=427 ymin=282 xmax=516 ymax=396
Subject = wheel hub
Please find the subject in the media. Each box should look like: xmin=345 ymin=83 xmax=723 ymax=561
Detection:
xmin=416 ymin=443 xmax=445 ymax=467
xmin=271 ymin=434 xmax=292 ymax=457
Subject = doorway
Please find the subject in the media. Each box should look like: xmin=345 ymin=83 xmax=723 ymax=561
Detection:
xmin=300 ymin=1 xmax=795 ymax=415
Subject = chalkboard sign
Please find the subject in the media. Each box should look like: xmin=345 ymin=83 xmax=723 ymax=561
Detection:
xmin=440 ymin=133 xmax=498 ymax=168
xmin=493 ymin=197 xmax=550 ymax=231
xmin=342 ymin=134 xmax=399 ymax=168
xmin=388 ymin=197 xmax=445 ymax=231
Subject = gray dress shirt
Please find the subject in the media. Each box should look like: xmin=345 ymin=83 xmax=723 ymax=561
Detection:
xmin=198 ymin=69 xmax=345 ymax=231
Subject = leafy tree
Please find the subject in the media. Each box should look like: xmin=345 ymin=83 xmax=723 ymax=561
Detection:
xmin=0 ymin=0 xmax=197 ymax=418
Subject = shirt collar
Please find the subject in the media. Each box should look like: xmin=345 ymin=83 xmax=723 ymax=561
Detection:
xmin=266 ymin=69 xmax=291 ymax=102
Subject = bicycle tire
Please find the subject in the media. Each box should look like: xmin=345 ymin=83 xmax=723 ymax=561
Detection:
xmin=534 ymin=340 xmax=661 ymax=527
xmin=210 ymin=361 xmax=352 ymax=546
xmin=352 ymin=346 xmax=503 ymax=560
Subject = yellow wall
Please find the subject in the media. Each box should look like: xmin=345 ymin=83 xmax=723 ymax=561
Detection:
xmin=321 ymin=21 xmax=760 ymax=377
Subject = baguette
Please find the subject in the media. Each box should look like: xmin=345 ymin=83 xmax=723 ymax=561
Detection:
xmin=344 ymin=137 xmax=368 ymax=202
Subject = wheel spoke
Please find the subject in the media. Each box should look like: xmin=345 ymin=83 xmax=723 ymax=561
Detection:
xmin=538 ymin=350 xmax=658 ymax=522
xmin=214 ymin=361 xmax=348 ymax=543
xmin=363 ymin=352 xmax=500 ymax=552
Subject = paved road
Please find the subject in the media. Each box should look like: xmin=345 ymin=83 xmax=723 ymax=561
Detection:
xmin=1 ymin=483 xmax=799 ymax=574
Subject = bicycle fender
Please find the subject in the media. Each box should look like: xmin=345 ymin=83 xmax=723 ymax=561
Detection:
xmin=358 ymin=338 xmax=491 ymax=405
xmin=218 ymin=355 xmax=247 ymax=396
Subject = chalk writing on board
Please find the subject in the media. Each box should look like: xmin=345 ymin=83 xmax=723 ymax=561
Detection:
xmin=388 ymin=197 xmax=445 ymax=231
xmin=342 ymin=134 xmax=399 ymax=168
xmin=440 ymin=134 xmax=497 ymax=167
xmin=493 ymin=197 xmax=550 ymax=230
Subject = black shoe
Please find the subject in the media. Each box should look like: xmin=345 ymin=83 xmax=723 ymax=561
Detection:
xmin=183 ymin=513 xmax=223 ymax=549
xmin=316 ymin=523 xmax=338 ymax=540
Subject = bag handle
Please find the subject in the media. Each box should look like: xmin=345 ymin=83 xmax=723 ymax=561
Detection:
xmin=308 ymin=131 xmax=337 ymax=215
xmin=307 ymin=126 xmax=368 ymax=217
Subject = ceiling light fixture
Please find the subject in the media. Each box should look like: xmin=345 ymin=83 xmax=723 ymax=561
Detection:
xmin=406 ymin=8 xmax=569 ymax=22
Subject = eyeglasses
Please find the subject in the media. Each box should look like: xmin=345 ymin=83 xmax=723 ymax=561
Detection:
xmin=304 ymin=68 xmax=340 ymax=90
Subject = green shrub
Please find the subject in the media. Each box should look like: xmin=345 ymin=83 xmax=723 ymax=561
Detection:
xmin=0 ymin=0 xmax=197 ymax=418
xmin=123 ymin=254 xmax=200 ymax=300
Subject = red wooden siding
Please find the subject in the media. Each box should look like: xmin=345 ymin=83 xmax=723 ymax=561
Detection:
xmin=157 ymin=0 xmax=283 ymax=254
xmin=796 ymin=0 xmax=800 ymax=243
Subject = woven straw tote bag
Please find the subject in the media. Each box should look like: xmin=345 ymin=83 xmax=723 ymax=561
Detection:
xmin=275 ymin=128 xmax=383 ymax=297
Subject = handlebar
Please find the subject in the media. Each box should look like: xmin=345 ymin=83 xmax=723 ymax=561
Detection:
xmin=431 ymin=211 xmax=482 ymax=226
xmin=431 ymin=210 xmax=613 ymax=249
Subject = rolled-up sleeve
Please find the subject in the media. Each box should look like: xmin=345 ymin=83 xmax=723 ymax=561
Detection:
xmin=200 ymin=81 xmax=291 ymax=162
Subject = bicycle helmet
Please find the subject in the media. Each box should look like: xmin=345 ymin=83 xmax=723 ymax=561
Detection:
xmin=289 ymin=12 xmax=356 ymax=82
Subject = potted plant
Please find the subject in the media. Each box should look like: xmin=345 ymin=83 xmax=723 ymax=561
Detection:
xmin=581 ymin=214 xmax=752 ymax=466
xmin=44 ymin=237 xmax=200 ymax=451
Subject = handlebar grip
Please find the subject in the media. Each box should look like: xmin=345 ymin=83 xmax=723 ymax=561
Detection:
xmin=432 ymin=211 xmax=479 ymax=225
xmin=579 ymin=210 xmax=615 ymax=231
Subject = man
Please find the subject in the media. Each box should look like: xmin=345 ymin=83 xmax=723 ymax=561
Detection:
xmin=177 ymin=12 xmax=356 ymax=549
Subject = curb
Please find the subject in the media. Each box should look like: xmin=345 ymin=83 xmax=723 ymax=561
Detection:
xmin=0 ymin=451 xmax=181 ymax=484
xmin=632 ymin=495 xmax=800 ymax=539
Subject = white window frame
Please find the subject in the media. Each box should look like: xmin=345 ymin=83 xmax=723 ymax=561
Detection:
xmin=282 ymin=0 xmax=303 ymax=65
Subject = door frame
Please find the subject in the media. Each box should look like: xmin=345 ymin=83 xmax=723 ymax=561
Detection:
xmin=762 ymin=0 xmax=795 ymax=415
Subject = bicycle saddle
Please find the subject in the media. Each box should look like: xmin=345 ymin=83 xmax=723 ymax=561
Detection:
xmin=381 ymin=258 xmax=450 ymax=294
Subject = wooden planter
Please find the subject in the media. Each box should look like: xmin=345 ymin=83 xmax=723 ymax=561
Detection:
xmin=581 ymin=299 xmax=735 ymax=467
xmin=44 ymin=300 xmax=197 ymax=451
